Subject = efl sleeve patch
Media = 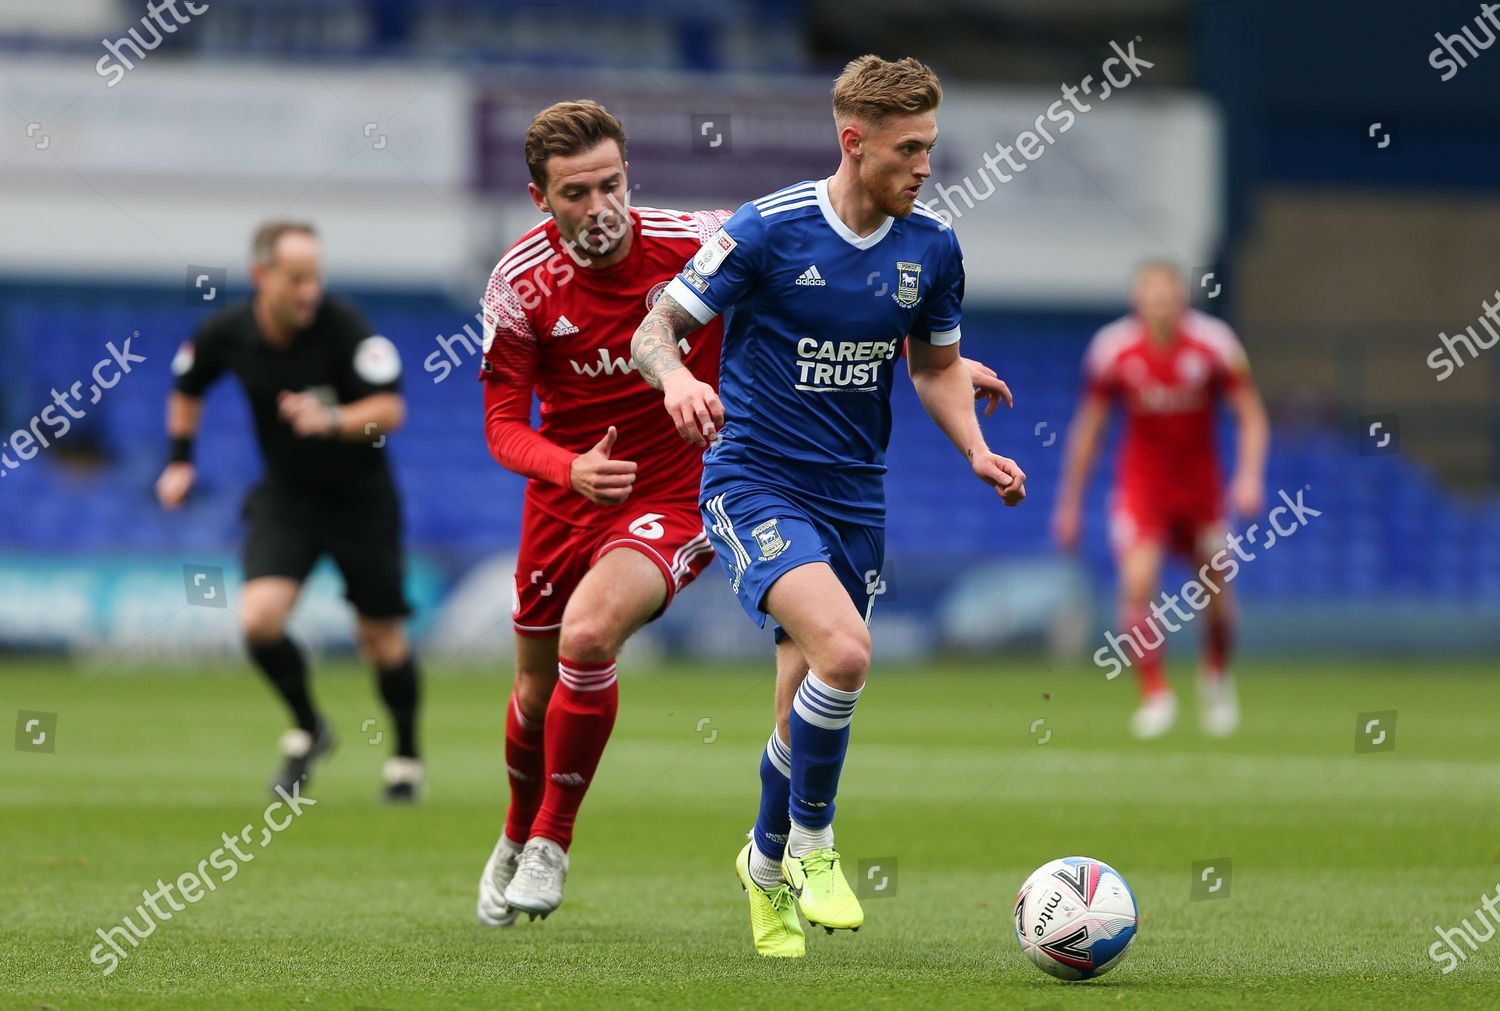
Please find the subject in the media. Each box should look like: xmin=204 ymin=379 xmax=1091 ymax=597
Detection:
xmin=171 ymin=341 xmax=195 ymax=377
xmin=692 ymin=229 xmax=737 ymax=276
xmin=353 ymin=335 xmax=402 ymax=385
xmin=482 ymin=310 xmax=499 ymax=353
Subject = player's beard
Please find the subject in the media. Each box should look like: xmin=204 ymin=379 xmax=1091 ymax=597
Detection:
xmin=572 ymin=205 xmax=629 ymax=261
xmin=575 ymin=225 xmax=608 ymax=257
xmin=862 ymin=161 xmax=918 ymax=219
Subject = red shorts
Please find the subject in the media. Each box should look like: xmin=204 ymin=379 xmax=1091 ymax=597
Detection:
xmin=1109 ymin=492 xmax=1225 ymax=559
xmin=512 ymin=500 xmax=715 ymax=637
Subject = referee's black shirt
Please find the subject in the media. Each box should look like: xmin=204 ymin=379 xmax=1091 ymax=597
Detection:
xmin=173 ymin=297 xmax=402 ymax=495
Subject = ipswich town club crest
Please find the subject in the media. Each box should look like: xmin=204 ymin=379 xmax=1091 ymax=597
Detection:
xmin=894 ymin=261 xmax=922 ymax=306
xmin=752 ymin=519 xmax=790 ymax=560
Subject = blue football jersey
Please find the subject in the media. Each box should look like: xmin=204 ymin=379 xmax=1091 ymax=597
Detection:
xmin=665 ymin=178 xmax=964 ymax=524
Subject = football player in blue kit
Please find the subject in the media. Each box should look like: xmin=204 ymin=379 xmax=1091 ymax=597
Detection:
xmin=631 ymin=55 xmax=1027 ymax=957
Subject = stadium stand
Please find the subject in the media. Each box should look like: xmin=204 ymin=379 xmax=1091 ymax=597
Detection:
xmin=6 ymin=283 xmax=1497 ymax=608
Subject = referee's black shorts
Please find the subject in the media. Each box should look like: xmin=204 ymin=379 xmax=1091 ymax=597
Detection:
xmin=241 ymin=477 xmax=411 ymax=618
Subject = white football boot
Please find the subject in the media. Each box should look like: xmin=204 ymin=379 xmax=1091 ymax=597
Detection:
xmin=503 ymin=837 xmax=569 ymax=919
xmin=381 ymin=756 xmax=425 ymax=804
xmin=1199 ymin=671 xmax=1240 ymax=738
xmin=477 ymin=834 xmax=524 ymax=927
xmin=1129 ymin=690 xmax=1178 ymax=740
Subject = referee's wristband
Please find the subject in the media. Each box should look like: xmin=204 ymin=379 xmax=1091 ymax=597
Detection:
xmin=168 ymin=436 xmax=195 ymax=464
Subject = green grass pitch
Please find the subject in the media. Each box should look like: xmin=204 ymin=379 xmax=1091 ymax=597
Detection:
xmin=3 ymin=657 xmax=1497 ymax=1008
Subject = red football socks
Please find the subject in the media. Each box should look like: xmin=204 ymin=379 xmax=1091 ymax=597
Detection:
xmin=528 ymin=657 xmax=620 ymax=850
xmin=1123 ymin=605 xmax=1169 ymax=698
xmin=503 ymin=692 xmax=546 ymax=844
xmin=1205 ymin=614 xmax=1234 ymax=679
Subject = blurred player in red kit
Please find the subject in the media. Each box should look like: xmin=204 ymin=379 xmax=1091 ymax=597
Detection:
xmin=1053 ymin=261 xmax=1269 ymax=739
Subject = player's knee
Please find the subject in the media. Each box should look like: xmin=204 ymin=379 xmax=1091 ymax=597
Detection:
xmin=372 ymin=634 xmax=410 ymax=668
xmin=1119 ymin=580 xmax=1155 ymax=610
xmin=1203 ymin=587 xmax=1233 ymax=620
xmin=357 ymin=619 xmax=407 ymax=668
xmin=776 ymin=712 xmax=792 ymax=745
xmin=242 ymin=607 xmax=287 ymax=646
xmin=513 ymin=670 xmax=554 ymax=720
xmin=815 ymin=629 xmax=871 ymax=691
xmin=557 ymin=613 xmax=623 ymax=665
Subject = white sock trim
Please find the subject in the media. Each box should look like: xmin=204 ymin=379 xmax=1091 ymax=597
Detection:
xmin=749 ymin=842 xmax=784 ymax=889
xmin=510 ymin=695 xmax=536 ymax=730
xmin=787 ymin=819 xmax=834 ymax=858
xmin=558 ymin=665 xmax=618 ymax=692
xmin=803 ymin=670 xmax=862 ymax=702
xmin=791 ymin=670 xmax=862 ymax=730
xmin=765 ymin=727 xmax=791 ymax=778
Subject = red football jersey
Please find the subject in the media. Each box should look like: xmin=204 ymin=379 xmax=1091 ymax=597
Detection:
xmin=480 ymin=205 xmax=729 ymax=525
xmin=1084 ymin=309 xmax=1250 ymax=512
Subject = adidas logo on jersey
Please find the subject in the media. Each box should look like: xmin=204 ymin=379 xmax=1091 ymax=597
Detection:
xmin=795 ymin=265 xmax=827 ymax=286
xmin=551 ymin=315 xmax=580 ymax=337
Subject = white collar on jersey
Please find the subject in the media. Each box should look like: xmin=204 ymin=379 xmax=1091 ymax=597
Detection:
xmin=815 ymin=177 xmax=894 ymax=250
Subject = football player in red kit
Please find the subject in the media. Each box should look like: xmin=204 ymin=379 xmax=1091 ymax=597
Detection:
xmin=1054 ymin=261 xmax=1269 ymax=739
xmin=475 ymin=100 xmax=1013 ymax=924
xmin=473 ymin=101 xmax=726 ymax=924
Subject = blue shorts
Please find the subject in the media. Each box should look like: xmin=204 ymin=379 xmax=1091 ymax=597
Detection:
xmin=700 ymin=479 xmax=884 ymax=638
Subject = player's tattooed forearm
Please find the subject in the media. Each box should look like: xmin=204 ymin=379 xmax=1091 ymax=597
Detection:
xmin=632 ymin=318 xmax=684 ymax=390
xmin=632 ymin=294 xmax=700 ymax=390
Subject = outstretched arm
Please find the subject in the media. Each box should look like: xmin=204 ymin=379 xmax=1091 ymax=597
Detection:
xmin=156 ymin=391 xmax=203 ymax=509
xmin=907 ymin=339 xmax=1026 ymax=506
xmin=1226 ymin=382 xmax=1269 ymax=518
xmin=1052 ymin=393 xmax=1109 ymax=549
xmin=631 ymin=291 xmax=723 ymax=447
xmin=960 ymin=356 xmax=1014 ymax=416
xmin=900 ymin=339 xmax=1013 ymax=416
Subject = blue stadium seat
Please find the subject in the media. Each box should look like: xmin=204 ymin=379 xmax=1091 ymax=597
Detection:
xmin=2 ymin=285 xmax=1496 ymax=602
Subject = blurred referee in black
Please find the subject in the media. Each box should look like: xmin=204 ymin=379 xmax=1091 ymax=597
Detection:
xmin=156 ymin=220 xmax=424 ymax=802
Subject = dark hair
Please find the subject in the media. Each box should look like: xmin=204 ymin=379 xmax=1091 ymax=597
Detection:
xmin=524 ymin=100 xmax=628 ymax=189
